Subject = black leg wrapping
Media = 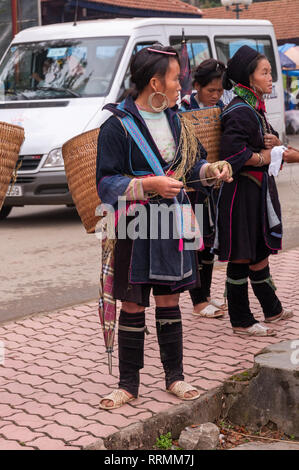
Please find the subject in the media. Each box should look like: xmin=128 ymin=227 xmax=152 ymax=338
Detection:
xmin=155 ymin=306 xmax=184 ymax=390
xmin=201 ymin=257 xmax=214 ymax=299
xmin=249 ymin=265 xmax=282 ymax=319
xmin=226 ymin=263 xmax=258 ymax=328
xmin=189 ymin=261 xmax=207 ymax=305
xmin=118 ymin=310 xmax=145 ymax=398
xmin=189 ymin=248 xmax=214 ymax=306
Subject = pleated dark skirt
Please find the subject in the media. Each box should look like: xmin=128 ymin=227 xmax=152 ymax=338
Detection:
xmin=113 ymin=238 xmax=200 ymax=307
xmin=218 ymin=175 xmax=276 ymax=263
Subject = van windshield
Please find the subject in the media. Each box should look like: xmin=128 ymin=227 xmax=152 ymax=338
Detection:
xmin=0 ymin=36 xmax=128 ymax=100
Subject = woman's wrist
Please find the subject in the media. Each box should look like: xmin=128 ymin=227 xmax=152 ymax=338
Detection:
xmin=142 ymin=176 xmax=157 ymax=192
xmin=201 ymin=163 xmax=215 ymax=186
xmin=204 ymin=164 xmax=214 ymax=180
xmin=255 ymin=152 xmax=265 ymax=167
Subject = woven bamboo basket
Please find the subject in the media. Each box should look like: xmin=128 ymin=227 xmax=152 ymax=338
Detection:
xmin=180 ymin=106 xmax=221 ymax=163
xmin=0 ymin=121 xmax=25 ymax=211
xmin=62 ymin=128 xmax=101 ymax=234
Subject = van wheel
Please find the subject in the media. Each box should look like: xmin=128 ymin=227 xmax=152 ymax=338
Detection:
xmin=0 ymin=206 xmax=12 ymax=220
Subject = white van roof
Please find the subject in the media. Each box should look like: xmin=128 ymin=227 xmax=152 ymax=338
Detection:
xmin=12 ymin=17 xmax=273 ymax=43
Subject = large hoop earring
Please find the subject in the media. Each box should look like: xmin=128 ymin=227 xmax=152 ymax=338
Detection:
xmin=148 ymin=92 xmax=169 ymax=112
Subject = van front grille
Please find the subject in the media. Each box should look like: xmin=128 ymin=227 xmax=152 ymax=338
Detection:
xmin=17 ymin=155 xmax=42 ymax=171
xmin=15 ymin=176 xmax=36 ymax=184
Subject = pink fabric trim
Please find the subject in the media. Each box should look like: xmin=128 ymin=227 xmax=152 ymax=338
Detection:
xmin=147 ymin=48 xmax=177 ymax=56
xmin=225 ymin=146 xmax=247 ymax=161
xmin=228 ymin=181 xmax=238 ymax=260
xmin=114 ymin=200 xmax=148 ymax=227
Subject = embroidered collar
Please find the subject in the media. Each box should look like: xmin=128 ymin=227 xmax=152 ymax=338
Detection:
xmin=234 ymin=84 xmax=266 ymax=112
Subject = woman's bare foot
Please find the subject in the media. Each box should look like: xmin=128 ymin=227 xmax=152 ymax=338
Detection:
xmin=100 ymin=389 xmax=134 ymax=409
xmin=168 ymin=381 xmax=199 ymax=399
xmin=192 ymin=301 xmax=209 ymax=314
xmin=233 ymin=323 xmax=276 ymax=336
xmin=207 ymin=296 xmax=227 ymax=310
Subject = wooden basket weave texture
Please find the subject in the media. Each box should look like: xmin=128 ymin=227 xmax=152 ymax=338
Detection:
xmin=181 ymin=106 xmax=221 ymax=163
xmin=62 ymin=128 xmax=101 ymax=234
xmin=0 ymin=121 xmax=24 ymax=210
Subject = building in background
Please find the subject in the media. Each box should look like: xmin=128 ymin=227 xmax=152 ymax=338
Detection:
xmin=201 ymin=0 xmax=299 ymax=45
xmin=0 ymin=0 xmax=40 ymax=58
xmin=40 ymin=0 xmax=201 ymax=24
xmin=0 ymin=0 xmax=201 ymax=59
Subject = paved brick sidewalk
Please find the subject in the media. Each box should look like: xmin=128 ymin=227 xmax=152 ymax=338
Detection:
xmin=0 ymin=249 xmax=298 ymax=450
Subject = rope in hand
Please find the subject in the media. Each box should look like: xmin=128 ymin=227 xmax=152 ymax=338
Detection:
xmin=185 ymin=161 xmax=233 ymax=185
xmin=6 ymin=160 xmax=22 ymax=196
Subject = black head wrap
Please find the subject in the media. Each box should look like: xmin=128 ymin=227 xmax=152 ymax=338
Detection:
xmin=222 ymin=45 xmax=260 ymax=90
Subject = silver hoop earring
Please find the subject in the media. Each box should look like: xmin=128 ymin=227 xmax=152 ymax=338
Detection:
xmin=148 ymin=92 xmax=169 ymax=112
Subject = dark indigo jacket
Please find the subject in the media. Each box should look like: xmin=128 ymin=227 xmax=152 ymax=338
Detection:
xmin=214 ymin=96 xmax=282 ymax=260
xmin=96 ymin=96 xmax=210 ymax=288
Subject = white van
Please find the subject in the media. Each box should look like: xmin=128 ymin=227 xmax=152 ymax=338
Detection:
xmin=0 ymin=17 xmax=285 ymax=219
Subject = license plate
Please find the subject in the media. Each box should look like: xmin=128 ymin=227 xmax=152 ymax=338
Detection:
xmin=6 ymin=184 xmax=23 ymax=197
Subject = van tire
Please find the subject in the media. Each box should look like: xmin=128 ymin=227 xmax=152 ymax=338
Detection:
xmin=0 ymin=206 xmax=12 ymax=220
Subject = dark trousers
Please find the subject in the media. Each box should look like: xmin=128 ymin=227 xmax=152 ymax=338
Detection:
xmin=118 ymin=306 xmax=184 ymax=396
xmin=189 ymin=247 xmax=214 ymax=306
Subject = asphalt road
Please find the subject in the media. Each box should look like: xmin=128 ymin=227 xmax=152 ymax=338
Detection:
xmin=0 ymin=135 xmax=299 ymax=324
xmin=0 ymin=205 xmax=101 ymax=323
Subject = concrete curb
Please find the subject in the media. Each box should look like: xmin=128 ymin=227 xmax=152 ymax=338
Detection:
xmin=84 ymin=386 xmax=224 ymax=450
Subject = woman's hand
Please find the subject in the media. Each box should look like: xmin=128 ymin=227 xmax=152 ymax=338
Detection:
xmin=206 ymin=161 xmax=233 ymax=183
xmin=264 ymin=133 xmax=281 ymax=149
xmin=260 ymin=149 xmax=272 ymax=165
xmin=142 ymin=175 xmax=183 ymax=199
xmin=283 ymin=146 xmax=299 ymax=164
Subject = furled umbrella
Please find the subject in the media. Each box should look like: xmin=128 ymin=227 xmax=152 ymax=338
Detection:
xmin=179 ymin=29 xmax=192 ymax=105
xmin=62 ymin=128 xmax=117 ymax=374
xmin=97 ymin=212 xmax=117 ymax=375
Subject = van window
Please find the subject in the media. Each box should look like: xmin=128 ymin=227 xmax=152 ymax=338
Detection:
xmin=0 ymin=36 xmax=128 ymax=100
xmin=169 ymin=36 xmax=211 ymax=70
xmin=215 ymin=36 xmax=277 ymax=82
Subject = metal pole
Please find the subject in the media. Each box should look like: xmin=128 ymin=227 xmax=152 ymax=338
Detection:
xmin=233 ymin=4 xmax=242 ymax=20
xmin=11 ymin=0 xmax=18 ymax=37
xmin=37 ymin=0 xmax=42 ymax=26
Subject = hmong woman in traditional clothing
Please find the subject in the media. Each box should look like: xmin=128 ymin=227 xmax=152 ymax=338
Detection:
xmin=181 ymin=59 xmax=227 ymax=319
xmin=214 ymin=45 xmax=293 ymax=337
xmin=96 ymin=45 xmax=232 ymax=410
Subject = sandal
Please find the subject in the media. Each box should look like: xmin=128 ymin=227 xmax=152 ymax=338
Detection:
xmin=167 ymin=381 xmax=200 ymax=401
xmin=99 ymin=389 xmax=136 ymax=410
xmin=192 ymin=303 xmax=224 ymax=318
xmin=209 ymin=298 xmax=228 ymax=311
xmin=233 ymin=323 xmax=276 ymax=337
xmin=264 ymin=308 xmax=293 ymax=323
